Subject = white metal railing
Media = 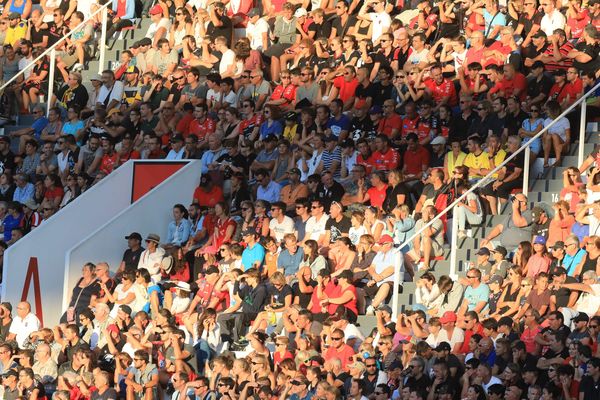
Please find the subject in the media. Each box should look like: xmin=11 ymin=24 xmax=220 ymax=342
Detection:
xmin=0 ymin=1 xmax=113 ymax=115
xmin=391 ymin=80 xmax=600 ymax=320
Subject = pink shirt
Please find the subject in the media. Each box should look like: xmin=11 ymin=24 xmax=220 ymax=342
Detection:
xmin=525 ymin=254 xmax=552 ymax=278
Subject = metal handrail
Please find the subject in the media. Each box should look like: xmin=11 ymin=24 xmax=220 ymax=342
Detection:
xmin=391 ymin=80 xmax=600 ymax=319
xmin=0 ymin=1 xmax=112 ymax=111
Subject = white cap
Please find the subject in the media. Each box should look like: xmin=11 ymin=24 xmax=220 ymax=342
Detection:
xmin=294 ymin=8 xmax=308 ymax=18
xmin=430 ymin=136 xmax=447 ymax=146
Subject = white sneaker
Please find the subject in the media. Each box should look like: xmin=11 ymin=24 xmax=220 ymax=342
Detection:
xmin=366 ymin=305 xmax=375 ymax=315
xmin=72 ymin=63 xmax=84 ymax=72
xmin=457 ymin=230 xmax=467 ymax=239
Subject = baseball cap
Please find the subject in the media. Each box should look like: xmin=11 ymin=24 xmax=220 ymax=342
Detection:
xmin=294 ymin=8 xmax=308 ymax=18
xmin=377 ymin=305 xmax=393 ymax=315
xmin=552 ymin=241 xmax=565 ymax=250
xmin=533 ymin=235 xmax=546 ymax=245
xmin=532 ymin=31 xmax=547 ymax=39
xmin=439 ymin=311 xmax=457 ymax=324
xmin=488 ymin=275 xmax=503 ymax=286
xmin=430 ymin=136 xmax=447 ymax=146
xmin=324 ymin=135 xmax=338 ymax=143
xmin=554 ymin=69 xmax=567 ymax=77
xmin=531 ymin=60 xmax=545 ymax=70
xmin=573 ymin=312 xmax=589 ymax=323
xmin=205 ymin=266 xmax=220 ymax=275
xmin=241 ymin=227 xmax=258 ymax=236
xmin=435 ymin=342 xmax=451 ymax=352
xmin=492 ymin=245 xmax=507 ymax=257
xmin=476 ymin=247 xmax=490 ymax=256
xmin=531 ymin=206 xmax=545 ymax=221
xmin=149 ymin=4 xmax=163 ymax=15
xmin=369 ymin=105 xmax=383 ymax=115
xmin=23 ymin=199 xmax=38 ymax=210
xmin=497 ymin=316 xmax=514 ymax=327
xmin=137 ymin=37 xmax=152 ymax=47
xmin=289 ymin=167 xmax=301 ymax=175
xmin=170 ymin=133 xmax=184 ymax=143
xmin=90 ymin=74 xmax=103 ymax=81
xmin=3 ymin=370 xmax=17 ymax=379
xmin=551 ymin=266 xmax=567 ymax=276
xmin=126 ymin=66 xmax=140 ymax=74
xmin=378 ymin=234 xmax=394 ymax=244
xmin=107 ymin=108 xmax=121 ymax=117
xmin=285 ymin=111 xmax=297 ymax=121
xmin=125 ymin=232 xmax=142 ymax=241
xmin=264 ymin=134 xmax=278 ymax=142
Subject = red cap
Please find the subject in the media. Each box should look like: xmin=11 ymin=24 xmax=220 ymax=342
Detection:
xmin=107 ymin=324 xmax=119 ymax=334
xmin=439 ymin=311 xmax=457 ymax=324
xmin=378 ymin=234 xmax=394 ymax=244
xmin=149 ymin=4 xmax=163 ymax=15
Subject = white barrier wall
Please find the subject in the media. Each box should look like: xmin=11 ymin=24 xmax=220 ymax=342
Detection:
xmin=2 ymin=162 xmax=135 ymax=327
xmin=64 ymin=160 xmax=202 ymax=312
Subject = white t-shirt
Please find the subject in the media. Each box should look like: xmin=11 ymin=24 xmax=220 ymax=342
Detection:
xmin=372 ymin=248 xmax=401 ymax=286
xmin=540 ymin=9 xmax=566 ymax=36
xmin=575 ymin=283 xmax=600 ymax=316
xmin=305 ymin=214 xmax=330 ymax=241
xmin=436 ymin=327 xmax=465 ymax=350
xmin=246 ymin=18 xmax=269 ymax=51
xmin=97 ymin=81 xmax=125 ymax=109
xmin=269 ymin=216 xmax=295 ymax=243
xmin=544 ymin=117 xmax=570 ymax=142
xmin=146 ymin=18 xmax=172 ymax=41
xmin=369 ymin=11 xmax=392 ymax=42
xmin=219 ymin=49 xmax=236 ymax=76
xmin=9 ymin=313 xmax=41 ymax=349
xmin=349 ymin=225 xmax=367 ymax=245
xmin=406 ymin=48 xmax=429 ymax=67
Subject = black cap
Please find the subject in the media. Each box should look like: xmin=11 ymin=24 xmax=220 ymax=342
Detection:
xmin=170 ymin=133 xmax=184 ymax=143
xmin=552 ymin=241 xmax=565 ymax=250
xmin=137 ymin=37 xmax=152 ymax=47
xmin=491 ymin=245 xmax=507 ymax=257
xmin=531 ymin=61 xmax=545 ymax=70
xmin=264 ymin=134 xmax=278 ymax=142
xmin=205 ymin=265 xmax=219 ymax=275
xmin=435 ymin=342 xmax=451 ymax=352
xmin=285 ymin=111 xmax=297 ymax=121
xmin=125 ymin=232 xmax=142 ymax=241
xmin=532 ymin=31 xmax=547 ymax=39
xmin=3 ymin=370 xmax=17 ymax=378
xmin=476 ymin=248 xmax=490 ymax=256
xmin=289 ymin=167 xmax=301 ymax=175
xmin=554 ymin=69 xmax=567 ymax=77
xmin=573 ymin=312 xmax=589 ymax=323
xmin=241 ymin=227 xmax=258 ymax=236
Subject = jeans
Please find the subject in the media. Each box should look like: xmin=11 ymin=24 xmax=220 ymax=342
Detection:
xmin=454 ymin=205 xmax=483 ymax=231
xmin=194 ymin=339 xmax=215 ymax=375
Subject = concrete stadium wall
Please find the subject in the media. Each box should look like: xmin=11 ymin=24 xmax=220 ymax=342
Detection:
xmin=64 ymin=160 xmax=202 ymax=313
xmin=2 ymin=162 xmax=135 ymax=327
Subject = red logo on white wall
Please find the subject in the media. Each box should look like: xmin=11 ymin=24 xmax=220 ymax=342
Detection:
xmin=21 ymin=257 xmax=44 ymax=326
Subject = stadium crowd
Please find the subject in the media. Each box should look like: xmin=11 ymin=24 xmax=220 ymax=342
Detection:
xmin=0 ymin=0 xmax=600 ymax=399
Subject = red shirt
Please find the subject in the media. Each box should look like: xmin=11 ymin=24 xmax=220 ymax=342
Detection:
xmin=193 ymin=186 xmax=224 ymax=208
xmin=377 ymin=114 xmax=402 ymax=138
xmin=401 ymin=115 xmax=419 ymax=138
xmin=118 ymin=149 xmax=140 ymax=165
xmin=356 ymin=153 xmax=376 ymax=174
xmin=367 ymin=184 xmax=388 ymax=209
xmin=194 ymin=279 xmax=216 ymax=310
xmin=176 ymin=111 xmax=195 ymax=135
xmin=549 ymin=83 xmax=569 ymax=104
xmin=44 ymin=186 xmax=64 ymax=203
xmin=100 ymin=151 xmax=119 ymax=175
xmin=187 ymin=117 xmax=216 ymax=139
xmin=497 ymin=73 xmax=527 ymax=101
xmin=333 ymin=76 xmax=359 ymax=104
xmin=324 ymin=343 xmax=356 ymax=370
xmin=567 ymin=9 xmax=590 ymax=39
xmin=465 ymin=45 xmax=485 ymax=66
xmin=403 ymin=146 xmax=430 ymax=175
xmin=310 ymin=281 xmax=338 ymax=314
xmin=270 ymin=84 xmax=297 ymax=103
xmin=239 ymin=113 xmax=264 ymax=138
xmin=423 ymin=77 xmax=457 ymax=106
xmin=372 ymin=148 xmax=400 ymax=171
xmin=459 ymin=323 xmax=485 ymax=354
xmin=212 ymin=217 xmax=236 ymax=249
xmin=564 ymin=78 xmax=583 ymax=105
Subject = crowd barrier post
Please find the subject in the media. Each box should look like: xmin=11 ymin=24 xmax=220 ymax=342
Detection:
xmin=99 ymin=7 xmax=109 ymax=75
xmin=46 ymin=48 xmax=56 ymax=116
xmin=578 ymin=101 xmax=587 ymax=167
xmin=449 ymin=215 xmax=458 ymax=280
xmin=523 ymin=146 xmax=530 ymax=197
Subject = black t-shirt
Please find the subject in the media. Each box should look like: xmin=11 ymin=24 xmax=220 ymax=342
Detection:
xmin=325 ymin=216 xmax=351 ymax=243
xmin=371 ymin=82 xmax=393 ymax=106
xmin=317 ymin=181 xmax=345 ymax=210
xmin=542 ymin=345 xmax=569 ymax=360
xmin=0 ymin=150 xmax=16 ymax=174
xmin=292 ymin=279 xmax=316 ymax=308
xmin=517 ymin=12 xmax=543 ymax=39
xmin=579 ymin=374 xmax=600 ymax=400
xmin=527 ymin=75 xmax=553 ymax=101
xmin=169 ymin=84 xmax=184 ymax=106
xmin=91 ymin=388 xmax=118 ymax=400
xmin=505 ymin=111 xmax=528 ymax=137
xmin=404 ymin=374 xmax=432 ymax=395
xmin=573 ymin=42 xmax=600 ymax=74
xmin=56 ymin=84 xmax=90 ymax=111
xmin=206 ymin=15 xmax=232 ymax=44
xmin=122 ymin=247 xmax=144 ymax=271
xmin=532 ymin=218 xmax=550 ymax=239
xmin=308 ymin=20 xmax=331 ymax=39
xmin=504 ymin=151 xmax=525 ymax=178
xmin=331 ymin=15 xmax=357 ymax=38
xmin=350 ymin=115 xmax=375 ymax=140
xmin=551 ymin=276 xmax=577 ymax=307
xmin=383 ymin=183 xmax=412 ymax=213
xmin=46 ymin=21 xmax=69 ymax=46
xmin=30 ymin=26 xmax=49 ymax=47
xmin=267 ymin=284 xmax=293 ymax=308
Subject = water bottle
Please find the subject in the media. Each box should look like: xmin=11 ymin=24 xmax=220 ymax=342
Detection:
xmin=39 ymin=95 xmax=45 ymax=104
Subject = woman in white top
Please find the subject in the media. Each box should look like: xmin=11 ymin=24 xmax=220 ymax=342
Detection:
xmin=415 ymin=272 xmax=443 ymax=309
xmin=455 ymin=182 xmax=483 ymax=238
xmin=300 ymin=239 xmax=328 ymax=279
xmin=101 ymin=270 xmax=139 ymax=318
xmin=169 ymin=7 xmax=194 ymax=52
xmin=363 ymin=206 xmax=386 ymax=243
xmin=543 ymin=100 xmax=571 ymax=168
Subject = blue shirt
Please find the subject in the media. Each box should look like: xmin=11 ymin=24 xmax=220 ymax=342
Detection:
xmin=167 ymin=219 xmax=192 ymax=246
xmin=257 ymin=180 xmax=281 ymax=203
xmin=483 ymin=10 xmax=506 ymax=40
xmin=31 ymin=117 xmax=49 ymax=138
xmin=327 ymin=114 xmax=351 ymax=137
xmin=143 ymin=284 xmax=163 ymax=313
xmin=259 ymin=120 xmax=283 ymax=139
xmin=463 ymin=283 xmax=490 ymax=311
xmin=13 ymin=183 xmax=35 ymax=204
xmin=200 ymin=148 xmax=227 ymax=174
xmin=62 ymin=120 xmax=84 ymax=137
xmin=277 ymin=247 xmax=305 ymax=276
xmin=3 ymin=213 xmax=23 ymax=241
xmin=241 ymin=242 xmax=265 ymax=270
xmin=565 ymin=248 xmax=587 ymax=276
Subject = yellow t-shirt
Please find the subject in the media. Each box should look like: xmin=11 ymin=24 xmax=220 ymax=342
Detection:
xmin=463 ymin=151 xmax=489 ymax=179
xmin=5 ymin=23 xmax=27 ymax=47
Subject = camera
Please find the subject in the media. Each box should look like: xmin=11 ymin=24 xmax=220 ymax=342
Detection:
xmin=510 ymin=195 xmax=516 ymax=203
xmin=400 ymin=365 xmax=414 ymax=377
